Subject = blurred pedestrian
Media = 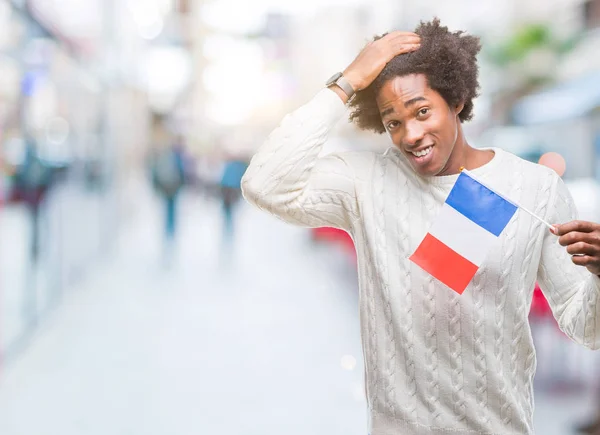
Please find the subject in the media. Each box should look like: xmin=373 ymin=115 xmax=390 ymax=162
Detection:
xmin=242 ymin=18 xmax=600 ymax=435
xmin=218 ymin=157 xmax=247 ymax=242
xmin=13 ymin=138 xmax=53 ymax=263
xmin=151 ymin=135 xmax=186 ymax=261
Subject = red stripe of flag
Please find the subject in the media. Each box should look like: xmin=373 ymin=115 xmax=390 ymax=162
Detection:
xmin=409 ymin=233 xmax=479 ymax=294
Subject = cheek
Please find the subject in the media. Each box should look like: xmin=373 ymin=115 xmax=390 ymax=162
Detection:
xmin=440 ymin=113 xmax=458 ymax=143
xmin=388 ymin=129 xmax=402 ymax=144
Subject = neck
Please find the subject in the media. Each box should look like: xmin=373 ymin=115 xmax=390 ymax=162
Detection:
xmin=439 ymin=126 xmax=473 ymax=176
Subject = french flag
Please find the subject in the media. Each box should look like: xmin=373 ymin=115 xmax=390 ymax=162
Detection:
xmin=409 ymin=171 xmax=518 ymax=294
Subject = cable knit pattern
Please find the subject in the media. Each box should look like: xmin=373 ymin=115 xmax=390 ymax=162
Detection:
xmin=418 ymin=175 xmax=442 ymax=425
xmin=505 ymin=160 xmax=524 ymax=430
xmin=424 ymin=273 xmax=441 ymax=424
xmin=496 ymin=204 xmax=518 ymax=427
xmin=373 ymin=156 xmax=396 ymax=416
xmin=584 ymin=288 xmax=598 ymax=348
xmin=241 ymin=89 xmax=600 ymax=435
xmin=449 ymin=291 xmax=466 ymax=422
xmin=471 ymin=268 xmax=489 ymax=427
xmin=396 ymin=159 xmax=417 ymax=418
xmin=357 ymin=221 xmax=380 ymax=409
xmin=520 ymin=170 xmax=552 ymax=424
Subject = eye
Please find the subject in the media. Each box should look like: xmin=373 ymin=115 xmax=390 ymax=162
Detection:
xmin=386 ymin=120 xmax=401 ymax=130
xmin=417 ymin=108 xmax=430 ymax=117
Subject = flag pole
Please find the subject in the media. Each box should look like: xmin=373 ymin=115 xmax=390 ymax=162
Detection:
xmin=460 ymin=167 xmax=556 ymax=233
xmin=515 ymin=204 xmax=556 ymax=232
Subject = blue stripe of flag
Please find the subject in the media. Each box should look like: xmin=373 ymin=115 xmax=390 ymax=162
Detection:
xmin=445 ymin=172 xmax=517 ymax=237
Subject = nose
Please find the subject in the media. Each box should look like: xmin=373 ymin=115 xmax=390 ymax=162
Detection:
xmin=403 ymin=120 xmax=425 ymax=148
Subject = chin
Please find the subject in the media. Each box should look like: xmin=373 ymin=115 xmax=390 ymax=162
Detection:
xmin=412 ymin=163 xmax=441 ymax=177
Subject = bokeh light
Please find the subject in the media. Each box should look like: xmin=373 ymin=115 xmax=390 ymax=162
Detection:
xmin=340 ymin=354 xmax=357 ymax=371
xmin=538 ymin=151 xmax=567 ymax=177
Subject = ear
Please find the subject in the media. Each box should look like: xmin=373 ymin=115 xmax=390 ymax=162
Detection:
xmin=455 ymin=101 xmax=465 ymax=115
xmin=454 ymin=101 xmax=465 ymax=116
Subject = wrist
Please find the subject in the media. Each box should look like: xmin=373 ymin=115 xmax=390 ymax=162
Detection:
xmin=342 ymin=69 xmax=362 ymax=92
xmin=325 ymin=71 xmax=356 ymax=103
xmin=328 ymin=84 xmax=350 ymax=104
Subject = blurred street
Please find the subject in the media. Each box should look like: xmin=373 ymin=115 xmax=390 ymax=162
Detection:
xmin=0 ymin=182 xmax=369 ymax=435
xmin=1 ymin=182 xmax=110 ymax=358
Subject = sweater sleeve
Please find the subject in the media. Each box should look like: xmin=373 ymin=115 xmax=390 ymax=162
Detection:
xmin=241 ymin=88 xmax=360 ymax=232
xmin=537 ymin=174 xmax=600 ymax=350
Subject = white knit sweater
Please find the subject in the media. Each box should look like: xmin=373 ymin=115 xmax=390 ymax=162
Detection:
xmin=241 ymin=89 xmax=600 ymax=435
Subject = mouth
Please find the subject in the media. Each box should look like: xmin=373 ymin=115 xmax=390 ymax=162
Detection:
xmin=408 ymin=145 xmax=433 ymax=157
xmin=406 ymin=145 xmax=435 ymax=169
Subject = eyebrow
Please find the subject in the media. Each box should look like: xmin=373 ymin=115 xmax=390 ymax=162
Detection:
xmin=404 ymin=96 xmax=427 ymax=108
xmin=380 ymin=107 xmax=395 ymax=118
xmin=380 ymin=96 xmax=427 ymax=118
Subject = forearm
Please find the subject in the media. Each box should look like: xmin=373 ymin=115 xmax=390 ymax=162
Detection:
xmin=241 ymin=88 xmax=347 ymax=212
xmin=553 ymin=274 xmax=600 ymax=349
xmin=539 ymin=248 xmax=600 ymax=350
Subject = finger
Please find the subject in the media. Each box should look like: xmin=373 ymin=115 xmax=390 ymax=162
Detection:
xmin=391 ymin=43 xmax=421 ymax=56
xmin=566 ymin=241 xmax=598 ymax=256
xmin=390 ymin=35 xmax=421 ymax=46
xmin=390 ymin=38 xmax=420 ymax=54
xmin=571 ymin=254 xmax=594 ymax=267
xmin=374 ymin=38 xmax=419 ymax=60
xmin=558 ymin=231 xmax=598 ymax=247
xmin=384 ymin=31 xmax=420 ymax=42
xmin=586 ymin=264 xmax=600 ymax=275
xmin=555 ymin=220 xmax=598 ymax=236
xmin=389 ymin=32 xmax=420 ymax=40
xmin=386 ymin=31 xmax=420 ymax=38
xmin=378 ymin=32 xmax=417 ymax=45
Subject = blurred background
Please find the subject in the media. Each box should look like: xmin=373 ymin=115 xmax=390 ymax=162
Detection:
xmin=0 ymin=0 xmax=599 ymax=434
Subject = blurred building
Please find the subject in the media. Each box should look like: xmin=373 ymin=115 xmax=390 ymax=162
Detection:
xmin=0 ymin=0 xmax=197 ymax=361
xmin=478 ymin=0 xmax=600 ymax=185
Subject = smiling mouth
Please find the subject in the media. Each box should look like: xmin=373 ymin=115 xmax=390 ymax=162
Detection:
xmin=409 ymin=146 xmax=433 ymax=157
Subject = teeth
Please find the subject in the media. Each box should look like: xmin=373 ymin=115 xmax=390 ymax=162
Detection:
xmin=411 ymin=146 xmax=432 ymax=157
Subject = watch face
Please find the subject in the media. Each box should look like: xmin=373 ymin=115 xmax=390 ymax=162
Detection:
xmin=326 ymin=72 xmax=343 ymax=86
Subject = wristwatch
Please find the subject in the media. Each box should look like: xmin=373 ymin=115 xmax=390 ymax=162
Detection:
xmin=325 ymin=72 xmax=356 ymax=100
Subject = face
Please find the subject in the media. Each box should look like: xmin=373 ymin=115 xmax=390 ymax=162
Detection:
xmin=376 ymin=74 xmax=464 ymax=177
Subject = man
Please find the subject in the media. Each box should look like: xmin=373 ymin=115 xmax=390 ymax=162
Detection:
xmin=241 ymin=19 xmax=600 ymax=434
xmin=218 ymin=156 xmax=248 ymax=241
xmin=13 ymin=139 xmax=54 ymax=263
xmin=151 ymin=135 xmax=186 ymax=258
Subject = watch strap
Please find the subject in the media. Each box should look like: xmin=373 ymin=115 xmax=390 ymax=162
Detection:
xmin=335 ymin=75 xmax=355 ymax=99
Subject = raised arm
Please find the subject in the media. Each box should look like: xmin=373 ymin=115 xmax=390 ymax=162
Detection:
xmin=241 ymin=31 xmax=421 ymax=231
